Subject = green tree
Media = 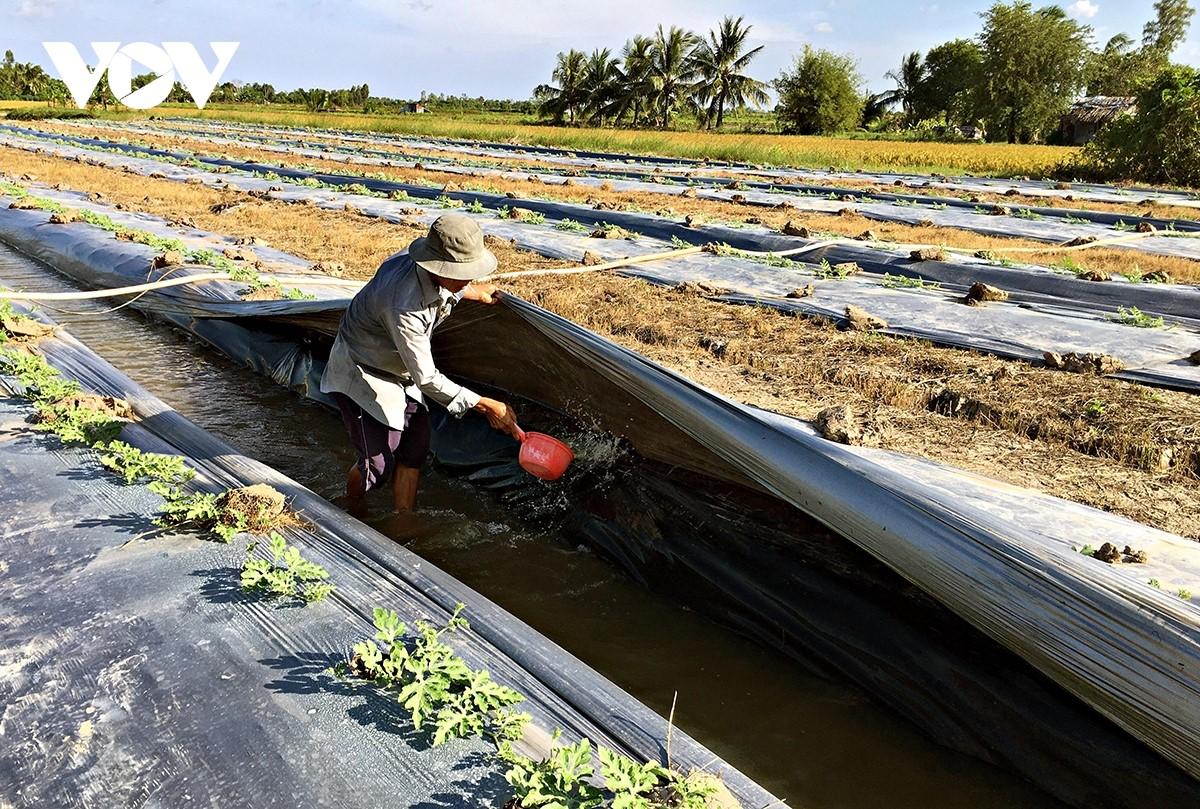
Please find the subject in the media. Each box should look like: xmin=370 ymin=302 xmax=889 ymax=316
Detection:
xmin=883 ymin=51 xmax=926 ymax=120
xmin=609 ymin=35 xmax=655 ymax=126
xmin=1087 ymin=33 xmax=1143 ymax=95
xmin=774 ymin=45 xmax=862 ymax=135
xmin=1142 ymin=0 xmax=1195 ymax=65
xmin=1080 ymin=65 xmax=1200 ymax=185
xmin=647 ymin=25 xmax=699 ymax=128
xmin=690 ymin=15 xmax=769 ymax=129
xmin=913 ymin=39 xmax=984 ymax=125
xmin=979 ymin=1 xmax=1092 ymax=143
xmin=581 ymin=48 xmax=621 ymax=125
xmin=538 ymin=49 xmax=588 ymax=124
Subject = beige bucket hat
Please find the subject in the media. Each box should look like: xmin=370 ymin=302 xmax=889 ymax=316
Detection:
xmin=408 ymin=214 xmax=497 ymax=280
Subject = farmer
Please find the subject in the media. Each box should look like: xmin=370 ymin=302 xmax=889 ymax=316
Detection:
xmin=321 ymin=214 xmax=521 ymax=514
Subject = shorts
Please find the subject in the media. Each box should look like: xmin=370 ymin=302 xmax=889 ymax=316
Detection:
xmin=332 ymin=392 xmax=432 ymax=492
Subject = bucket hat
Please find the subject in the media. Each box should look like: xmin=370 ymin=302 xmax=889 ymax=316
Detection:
xmin=408 ymin=214 xmax=497 ymax=280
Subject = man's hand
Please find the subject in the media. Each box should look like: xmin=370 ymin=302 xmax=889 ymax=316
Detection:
xmin=474 ymin=397 xmax=521 ymax=439
xmin=463 ymin=282 xmax=500 ymax=304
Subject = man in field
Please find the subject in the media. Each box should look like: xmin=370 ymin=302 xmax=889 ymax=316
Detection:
xmin=321 ymin=214 xmax=521 ymax=514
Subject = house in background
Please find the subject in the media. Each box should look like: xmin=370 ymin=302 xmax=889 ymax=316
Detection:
xmin=404 ymin=101 xmax=428 ymax=114
xmin=1060 ymin=96 xmax=1136 ymax=145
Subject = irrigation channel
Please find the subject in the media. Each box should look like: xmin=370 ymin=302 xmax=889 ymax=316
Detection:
xmin=0 ymin=244 xmax=1061 ymax=807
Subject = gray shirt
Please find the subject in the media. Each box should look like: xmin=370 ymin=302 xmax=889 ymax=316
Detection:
xmin=320 ymin=252 xmax=481 ymax=429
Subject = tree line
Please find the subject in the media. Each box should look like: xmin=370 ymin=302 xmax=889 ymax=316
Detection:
xmin=535 ymin=1 xmax=1194 ymax=145
xmin=534 ymin=16 xmax=769 ymax=130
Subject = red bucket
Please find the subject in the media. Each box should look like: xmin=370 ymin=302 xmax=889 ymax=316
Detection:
xmin=517 ymin=429 xmax=574 ymax=481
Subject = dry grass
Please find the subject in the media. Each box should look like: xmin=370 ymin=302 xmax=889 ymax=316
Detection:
xmin=98 ymin=106 xmax=1076 ymax=177
xmin=508 ymin=274 xmax=1200 ymax=537
xmin=7 ymin=143 xmax=1200 ymax=536
xmin=34 ymin=122 xmax=1200 ymax=285
xmin=1 ymin=145 xmax=562 ymax=278
xmin=131 ymin=120 xmax=1200 ymax=224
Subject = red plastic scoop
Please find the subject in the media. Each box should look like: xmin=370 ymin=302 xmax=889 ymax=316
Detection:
xmin=516 ymin=428 xmax=574 ymax=481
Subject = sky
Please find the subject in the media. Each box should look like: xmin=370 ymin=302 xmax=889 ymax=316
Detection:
xmin=5 ymin=0 xmax=1199 ymax=101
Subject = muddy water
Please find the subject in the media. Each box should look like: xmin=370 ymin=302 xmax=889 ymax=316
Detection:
xmin=0 ymin=244 xmax=1061 ymax=809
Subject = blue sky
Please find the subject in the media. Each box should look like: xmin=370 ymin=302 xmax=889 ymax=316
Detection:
xmin=5 ymin=0 xmax=1199 ymax=100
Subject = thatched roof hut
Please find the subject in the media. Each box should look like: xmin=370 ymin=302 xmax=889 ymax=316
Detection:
xmin=1060 ymin=96 xmax=1135 ymax=145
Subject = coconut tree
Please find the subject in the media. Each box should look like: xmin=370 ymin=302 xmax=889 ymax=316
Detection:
xmin=13 ymin=62 xmax=51 ymax=99
xmin=608 ymin=35 xmax=656 ymax=126
xmin=690 ymin=16 xmax=769 ymax=129
xmin=883 ymin=51 xmax=926 ymax=121
xmin=648 ymin=25 xmax=699 ymax=129
xmin=538 ymin=49 xmax=588 ymax=124
xmin=581 ymin=48 xmax=621 ymax=126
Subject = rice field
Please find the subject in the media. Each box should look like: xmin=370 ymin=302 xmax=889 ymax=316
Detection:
xmin=94 ymin=104 xmax=1078 ymax=177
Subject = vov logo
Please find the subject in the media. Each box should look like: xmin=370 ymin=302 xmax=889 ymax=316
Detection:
xmin=42 ymin=42 xmax=239 ymax=110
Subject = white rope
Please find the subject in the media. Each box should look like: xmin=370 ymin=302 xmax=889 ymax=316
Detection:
xmin=0 ymin=272 xmax=228 ymax=301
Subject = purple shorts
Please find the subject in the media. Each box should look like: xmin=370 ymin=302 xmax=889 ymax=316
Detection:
xmin=332 ymin=392 xmax=432 ymax=492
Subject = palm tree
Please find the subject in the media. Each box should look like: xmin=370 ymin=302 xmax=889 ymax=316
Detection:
xmin=883 ymin=51 xmax=926 ymax=121
xmin=538 ymin=49 xmax=588 ymax=124
xmin=648 ymin=25 xmax=698 ymax=129
xmin=690 ymin=16 xmax=769 ymax=129
xmin=608 ymin=35 xmax=655 ymax=126
xmin=581 ymin=48 xmax=621 ymax=126
xmin=861 ymin=91 xmax=893 ymax=128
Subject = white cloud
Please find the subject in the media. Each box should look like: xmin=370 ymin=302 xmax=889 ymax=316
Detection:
xmin=815 ymin=21 xmax=834 ymax=33
xmin=14 ymin=0 xmax=66 ymax=16
xmin=1069 ymin=0 xmax=1099 ymax=18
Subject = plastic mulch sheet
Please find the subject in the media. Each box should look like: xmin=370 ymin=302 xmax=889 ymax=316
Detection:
xmin=0 ymin=309 xmax=774 ymax=808
xmin=0 ymin=193 xmax=1197 ymax=798
xmin=147 ymin=116 xmax=1200 ymax=212
xmin=3 ymin=139 xmax=1199 ymax=393
xmin=12 ymin=123 xmax=1200 ymax=263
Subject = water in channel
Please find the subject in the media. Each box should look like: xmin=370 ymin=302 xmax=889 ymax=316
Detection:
xmin=0 ymin=243 xmax=1060 ymax=809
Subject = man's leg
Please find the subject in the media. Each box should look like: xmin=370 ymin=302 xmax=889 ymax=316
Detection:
xmin=333 ymin=393 xmax=400 ymax=516
xmin=392 ymin=403 xmax=432 ymax=513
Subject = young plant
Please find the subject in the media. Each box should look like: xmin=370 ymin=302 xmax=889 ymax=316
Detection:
xmin=502 ymin=737 xmax=604 ymax=809
xmin=1109 ymin=306 xmax=1165 ymax=329
xmin=548 ymin=217 xmax=586 ymax=234
xmin=241 ymin=531 xmax=333 ymax=603
xmin=98 ymin=439 xmax=195 ymax=490
xmin=33 ymin=398 xmax=125 ymax=446
xmin=342 ymin=604 xmax=528 ymax=746
xmin=0 ymin=348 xmax=81 ymax=404
xmin=881 ymin=273 xmax=939 ymax=290
xmin=1082 ymin=399 xmax=1106 ymax=418
xmin=466 ymin=199 xmax=486 ymax=214
xmin=813 ymin=259 xmax=856 ymax=280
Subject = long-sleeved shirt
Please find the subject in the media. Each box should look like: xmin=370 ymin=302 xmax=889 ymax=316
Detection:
xmin=319 ymin=251 xmax=481 ymax=429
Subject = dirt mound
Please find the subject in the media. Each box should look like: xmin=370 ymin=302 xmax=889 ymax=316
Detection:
xmin=815 ymin=404 xmax=863 ymax=445
xmin=218 ymin=484 xmax=288 ymax=534
xmin=50 ymin=393 xmax=133 ymax=421
xmin=845 ymin=305 xmax=887 ymax=331
xmin=1 ymin=314 xmax=53 ymax=342
xmin=1043 ymin=352 xmax=1125 ymax=375
xmin=964 ymin=282 xmax=1009 ymax=306
xmin=910 ymin=248 xmax=948 ymax=262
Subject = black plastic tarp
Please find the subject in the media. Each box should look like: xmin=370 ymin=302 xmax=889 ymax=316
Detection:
xmin=0 ymin=182 xmax=1197 ymax=801
xmin=0 ymin=309 xmax=774 ymax=808
xmin=5 ymin=139 xmax=1199 ymax=394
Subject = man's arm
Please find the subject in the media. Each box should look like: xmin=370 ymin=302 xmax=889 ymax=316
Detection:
xmin=389 ymin=311 xmax=521 ymax=437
